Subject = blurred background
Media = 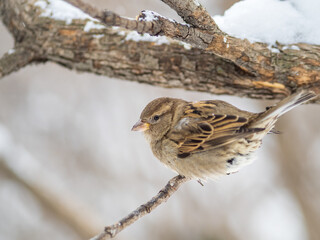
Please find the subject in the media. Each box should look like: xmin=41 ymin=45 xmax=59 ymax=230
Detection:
xmin=1 ymin=0 xmax=320 ymax=240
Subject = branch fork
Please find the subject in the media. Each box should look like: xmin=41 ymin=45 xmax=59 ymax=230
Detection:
xmin=1 ymin=0 xmax=319 ymax=97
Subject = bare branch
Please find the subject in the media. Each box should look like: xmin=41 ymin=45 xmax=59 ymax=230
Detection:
xmin=160 ymin=0 xmax=218 ymax=31
xmin=90 ymin=175 xmax=189 ymax=240
xmin=0 ymin=46 xmax=36 ymax=79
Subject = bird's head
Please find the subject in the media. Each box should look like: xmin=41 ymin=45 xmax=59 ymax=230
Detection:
xmin=132 ymin=97 xmax=185 ymax=141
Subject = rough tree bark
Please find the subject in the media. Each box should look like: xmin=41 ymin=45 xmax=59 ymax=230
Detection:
xmin=0 ymin=0 xmax=319 ymax=101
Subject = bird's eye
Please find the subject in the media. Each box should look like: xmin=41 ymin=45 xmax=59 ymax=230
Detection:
xmin=153 ymin=115 xmax=160 ymax=121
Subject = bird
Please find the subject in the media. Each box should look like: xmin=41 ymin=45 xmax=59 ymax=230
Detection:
xmin=132 ymin=90 xmax=316 ymax=181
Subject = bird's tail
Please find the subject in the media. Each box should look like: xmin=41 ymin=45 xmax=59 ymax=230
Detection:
xmin=252 ymin=90 xmax=316 ymax=130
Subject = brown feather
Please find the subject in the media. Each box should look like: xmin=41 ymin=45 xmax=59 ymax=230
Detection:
xmin=170 ymin=101 xmax=263 ymax=157
xmin=133 ymin=90 xmax=316 ymax=180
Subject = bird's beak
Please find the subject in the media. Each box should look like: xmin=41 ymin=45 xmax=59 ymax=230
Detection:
xmin=131 ymin=120 xmax=150 ymax=132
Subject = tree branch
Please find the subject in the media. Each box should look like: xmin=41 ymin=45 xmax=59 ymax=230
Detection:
xmin=90 ymin=175 xmax=188 ymax=240
xmin=64 ymin=0 xmax=215 ymax=49
xmin=63 ymin=0 xmax=320 ymax=91
xmin=160 ymin=0 xmax=218 ymax=31
xmin=1 ymin=0 xmax=320 ymax=100
xmin=0 ymin=46 xmax=36 ymax=79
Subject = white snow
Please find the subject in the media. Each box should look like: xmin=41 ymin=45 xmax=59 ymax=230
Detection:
xmin=84 ymin=21 xmax=105 ymax=32
xmin=180 ymin=42 xmax=192 ymax=50
xmin=35 ymin=0 xmax=105 ymax=30
xmin=133 ymin=10 xmax=192 ymax=48
xmin=139 ymin=10 xmax=160 ymax=22
xmin=34 ymin=0 xmax=320 ymax=46
xmin=213 ymin=0 xmax=320 ymax=45
xmin=7 ymin=49 xmax=15 ymax=55
xmin=93 ymin=34 xmax=105 ymax=39
xmin=123 ymin=31 xmax=192 ymax=49
xmin=282 ymin=45 xmax=300 ymax=50
xmin=193 ymin=0 xmax=201 ymax=7
xmin=138 ymin=10 xmax=177 ymax=24
xmin=34 ymin=0 xmax=192 ymax=47
xmin=124 ymin=31 xmax=171 ymax=45
xmin=290 ymin=45 xmax=300 ymax=50
xmin=36 ymin=0 xmax=93 ymax=24
xmin=268 ymin=45 xmax=280 ymax=53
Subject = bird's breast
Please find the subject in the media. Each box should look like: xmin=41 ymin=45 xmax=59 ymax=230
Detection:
xmin=149 ymin=138 xmax=180 ymax=169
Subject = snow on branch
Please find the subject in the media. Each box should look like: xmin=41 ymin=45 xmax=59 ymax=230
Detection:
xmin=63 ymin=0 xmax=217 ymax=49
xmin=61 ymin=0 xmax=320 ymax=92
xmin=1 ymin=0 xmax=320 ymax=99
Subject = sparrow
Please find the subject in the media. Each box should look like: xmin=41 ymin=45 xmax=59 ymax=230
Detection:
xmin=132 ymin=90 xmax=316 ymax=181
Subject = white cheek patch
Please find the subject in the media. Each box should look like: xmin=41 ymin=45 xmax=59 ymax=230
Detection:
xmin=143 ymin=132 xmax=153 ymax=144
xmin=174 ymin=117 xmax=190 ymax=130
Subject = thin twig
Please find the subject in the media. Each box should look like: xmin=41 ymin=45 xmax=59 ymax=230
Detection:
xmin=90 ymin=175 xmax=189 ymax=240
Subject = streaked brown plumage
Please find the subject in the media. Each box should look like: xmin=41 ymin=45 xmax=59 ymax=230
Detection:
xmin=132 ymin=90 xmax=316 ymax=181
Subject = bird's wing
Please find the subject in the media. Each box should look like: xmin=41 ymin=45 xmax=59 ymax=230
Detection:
xmin=169 ymin=102 xmax=264 ymax=158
